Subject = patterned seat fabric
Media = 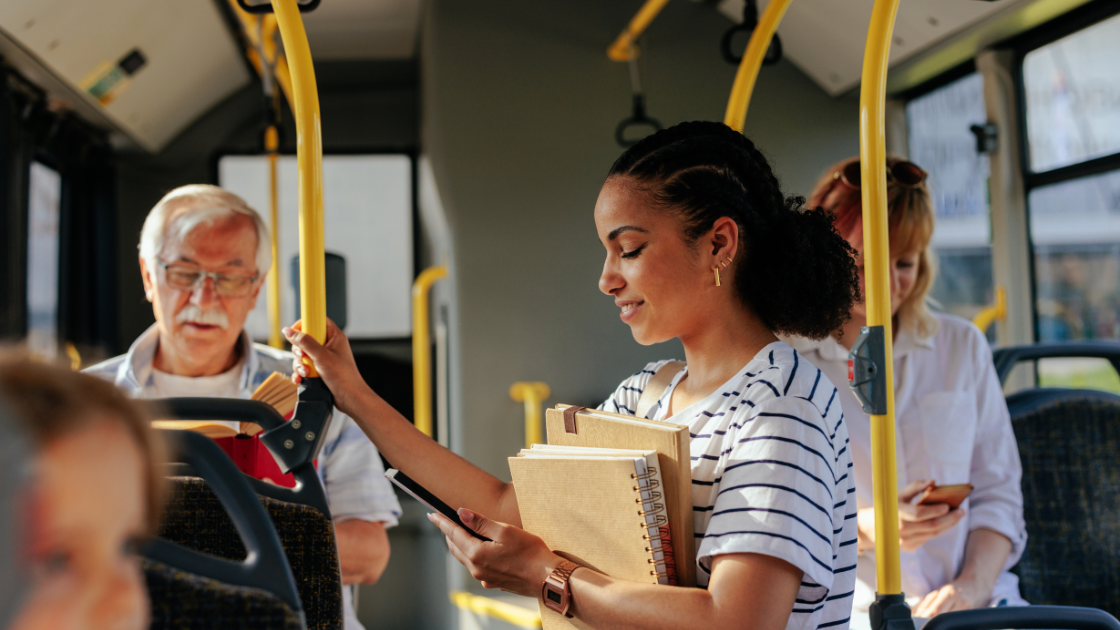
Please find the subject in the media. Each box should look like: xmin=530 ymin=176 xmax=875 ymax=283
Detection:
xmin=1010 ymin=389 xmax=1120 ymax=616
xmin=144 ymin=558 xmax=303 ymax=630
xmin=157 ymin=477 xmax=343 ymax=630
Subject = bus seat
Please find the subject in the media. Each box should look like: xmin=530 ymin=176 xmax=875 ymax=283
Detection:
xmin=144 ymin=430 xmax=304 ymax=630
xmin=992 ymin=342 xmax=1120 ymax=614
xmin=151 ymin=398 xmax=342 ymax=630
xmin=158 ymin=477 xmax=343 ymax=630
xmin=144 ymin=558 xmax=303 ymax=630
xmin=1008 ymin=388 xmax=1120 ymax=613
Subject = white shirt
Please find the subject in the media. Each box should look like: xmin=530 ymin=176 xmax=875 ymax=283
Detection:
xmin=790 ymin=313 xmax=1027 ymax=618
xmin=601 ymin=341 xmax=858 ymax=630
xmin=86 ymin=325 xmax=402 ymax=630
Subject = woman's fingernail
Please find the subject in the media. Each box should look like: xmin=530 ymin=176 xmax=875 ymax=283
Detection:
xmin=427 ymin=513 xmax=436 ymax=523
xmin=459 ymin=509 xmax=474 ymax=525
xmin=282 ymin=327 xmax=292 ymax=337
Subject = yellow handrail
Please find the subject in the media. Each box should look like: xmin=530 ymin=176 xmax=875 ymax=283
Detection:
xmin=859 ymin=0 xmax=904 ymax=596
xmin=723 ymin=0 xmax=794 ymax=132
xmin=412 ymin=265 xmax=447 ymax=437
xmin=265 ymin=125 xmax=283 ymax=349
xmin=972 ymin=286 xmax=1007 ymax=334
xmin=272 ymin=0 xmax=325 ymax=375
xmin=607 ymin=0 xmax=672 ymax=61
xmin=449 ymin=591 xmax=542 ymax=629
xmin=227 ymin=1 xmax=294 ymax=108
xmin=510 ymin=382 xmax=551 ymax=448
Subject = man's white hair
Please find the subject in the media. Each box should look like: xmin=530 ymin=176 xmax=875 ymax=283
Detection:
xmin=138 ymin=184 xmax=271 ymax=278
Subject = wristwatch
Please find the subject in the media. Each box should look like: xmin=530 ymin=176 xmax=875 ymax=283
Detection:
xmin=541 ymin=559 xmax=580 ymax=618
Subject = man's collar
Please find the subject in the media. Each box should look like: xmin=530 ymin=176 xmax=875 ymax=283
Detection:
xmin=125 ymin=324 xmax=256 ymax=393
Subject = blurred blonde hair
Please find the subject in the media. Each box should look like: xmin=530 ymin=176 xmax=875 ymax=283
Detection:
xmin=0 ymin=356 xmax=165 ymax=534
xmin=809 ymin=156 xmax=939 ymax=341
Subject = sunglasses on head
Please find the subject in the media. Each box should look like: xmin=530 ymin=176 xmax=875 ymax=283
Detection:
xmin=833 ymin=159 xmax=926 ymax=190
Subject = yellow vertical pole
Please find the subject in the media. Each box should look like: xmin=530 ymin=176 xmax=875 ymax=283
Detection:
xmin=723 ymin=0 xmax=794 ymax=132
xmin=271 ymin=0 xmax=325 ymax=375
xmin=413 ymin=266 xmax=447 ymax=437
xmin=265 ymin=126 xmax=283 ymax=349
xmin=510 ymin=382 xmax=551 ymax=448
xmin=859 ymin=0 xmax=903 ymax=596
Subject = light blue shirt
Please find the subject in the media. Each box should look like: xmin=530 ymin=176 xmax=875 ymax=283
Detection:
xmin=85 ymin=324 xmax=402 ymax=527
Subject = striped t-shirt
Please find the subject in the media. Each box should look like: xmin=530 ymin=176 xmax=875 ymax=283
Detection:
xmin=600 ymin=341 xmax=857 ymax=630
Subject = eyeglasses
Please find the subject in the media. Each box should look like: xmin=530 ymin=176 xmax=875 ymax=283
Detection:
xmin=833 ymin=159 xmax=926 ymax=190
xmin=158 ymin=260 xmax=260 ymax=298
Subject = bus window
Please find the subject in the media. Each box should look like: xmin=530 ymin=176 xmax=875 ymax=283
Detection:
xmin=906 ymin=72 xmax=993 ymax=326
xmin=219 ymin=154 xmax=414 ymax=341
xmin=1037 ymin=357 xmax=1120 ymax=394
xmin=26 ymin=161 xmax=62 ymax=360
xmin=1023 ymin=10 xmax=1120 ymax=348
xmin=1023 ymin=12 xmax=1120 ymax=172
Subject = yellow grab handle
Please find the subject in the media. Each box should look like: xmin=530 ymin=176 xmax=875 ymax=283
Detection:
xmin=972 ymin=286 xmax=1007 ymax=334
xmin=723 ymin=0 xmax=794 ymax=132
xmin=265 ymin=126 xmax=283 ymax=349
xmin=449 ymin=591 xmax=541 ymax=628
xmin=412 ymin=266 xmax=447 ymax=437
xmin=510 ymin=382 xmax=551 ymax=448
xmin=271 ymin=0 xmax=325 ymax=376
xmin=607 ymin=0 xmax=672 ymax=61
xmin=859 ymin=0 xmax=904 ymax=596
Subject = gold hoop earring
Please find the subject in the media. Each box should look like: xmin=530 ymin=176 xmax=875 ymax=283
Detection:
xmin=713 ymin=266 xmax=721 ymax=287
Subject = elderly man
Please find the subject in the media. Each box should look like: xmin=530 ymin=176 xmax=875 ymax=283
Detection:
xmin=87 ymin=184 xmax=398 ymax=630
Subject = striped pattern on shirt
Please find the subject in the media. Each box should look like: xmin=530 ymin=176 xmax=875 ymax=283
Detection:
xmin=600 ymin=341 xmax=857 ymax=630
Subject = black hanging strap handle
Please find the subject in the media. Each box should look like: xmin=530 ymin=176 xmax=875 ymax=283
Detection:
xmin=616 ymin=94 xmax=662 ymax=148
xmin=237 ymin=0 xmax=321 ymax=14
xmin=720 ymin=0 xmax=782 ymax=66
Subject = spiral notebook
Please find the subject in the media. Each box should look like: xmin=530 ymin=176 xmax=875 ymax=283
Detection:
xmin=509 ymin=446 xmax=674 ymax=630
xmin=545 ymin=404 xmax=695 ymax=588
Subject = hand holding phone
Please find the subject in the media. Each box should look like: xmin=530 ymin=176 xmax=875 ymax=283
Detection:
xmin=916 ymin=483 xmax=973 ymax=510
xmin=385 ymin=469 xmax=490 ymax=541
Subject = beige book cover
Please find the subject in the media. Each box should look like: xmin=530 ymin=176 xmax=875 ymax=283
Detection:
xmin=546 ymin=404 xmax=695 ymax=588
xmin=510 ymin=454 xmax=667 ymax=630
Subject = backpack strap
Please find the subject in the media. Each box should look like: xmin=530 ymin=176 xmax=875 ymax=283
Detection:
xmin=635 ymin=361 xmax=686 ymax=419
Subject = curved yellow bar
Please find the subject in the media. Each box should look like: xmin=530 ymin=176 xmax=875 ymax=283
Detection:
xmin=859 ymin=0 xmax=904 ymax=596
xmin=412 ymin=265 xmax=448 ymax=437
xmin=607 ymin=0 xmax=672 ymax=61
xmin=271 ymin=0 xmax=325 ymax=376
xmin=972 ymin=286 xmax=1007 ymax=334
xmin=265 ymin=125 xmax=283 ymax=349
xmin=510 ymin=381 xmax=551 ymax=448
xmin=723 ymin=0 xmax=794 ymax=132
xmin=449 ymin=591 xmax=542 ymax=629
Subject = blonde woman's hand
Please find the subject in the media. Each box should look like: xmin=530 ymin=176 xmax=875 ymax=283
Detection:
xmin=283 ymin=319 xmax=370 ymax=417
xmin=429 ymin=508 xmax=561 ymax=598
xmin=913 ymin=580 xmax=987 ymax=618
xmin=857 ymin=480 xmax=967 ymax=553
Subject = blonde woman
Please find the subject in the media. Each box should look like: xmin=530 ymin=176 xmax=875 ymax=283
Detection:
xmin=794 ymin=157 xmax=1027 ymax=625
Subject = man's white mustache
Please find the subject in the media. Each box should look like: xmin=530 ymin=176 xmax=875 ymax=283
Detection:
xmin=175 ymin=304 xmax=230 ymax=329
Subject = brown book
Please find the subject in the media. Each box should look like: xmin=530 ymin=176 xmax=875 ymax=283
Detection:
xmin=545 ymin=405 xmax=695 ymax=588
xmin=510 ymin=448 xmax=671 ymax=630
xmin=246 ymin=372 xmax=299 ymax=434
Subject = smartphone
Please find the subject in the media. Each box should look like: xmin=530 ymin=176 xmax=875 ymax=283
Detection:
xmin=916 ymin=483 xmax=973 ymax=510
xmin=385 ymin=469 xmax=490 ymax=541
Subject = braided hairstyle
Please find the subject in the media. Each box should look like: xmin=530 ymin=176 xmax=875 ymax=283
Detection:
xmin=607 ymin=121 xmax=860 ymax=340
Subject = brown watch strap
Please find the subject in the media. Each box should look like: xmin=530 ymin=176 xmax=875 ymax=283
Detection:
xmin=552 ymin=559 xmax=578 ymax=582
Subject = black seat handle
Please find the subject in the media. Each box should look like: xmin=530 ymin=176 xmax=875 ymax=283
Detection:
xmin=992 ymin=341 xmax=1120 ymax=386
xmin=923 ymin=606 xmax=1120 ymax=630
xmin=144 ymin=430 xmax=303 ymax=614
xmin=146 ymin=398 xmax=332 ymax=517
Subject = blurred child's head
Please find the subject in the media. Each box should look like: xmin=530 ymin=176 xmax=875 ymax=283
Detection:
xmin=1 ymin=358 xmax=164 ymax=630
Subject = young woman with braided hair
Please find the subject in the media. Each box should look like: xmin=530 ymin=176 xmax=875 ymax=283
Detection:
xmin=286 ymin=121 xmax=862 ymax=630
